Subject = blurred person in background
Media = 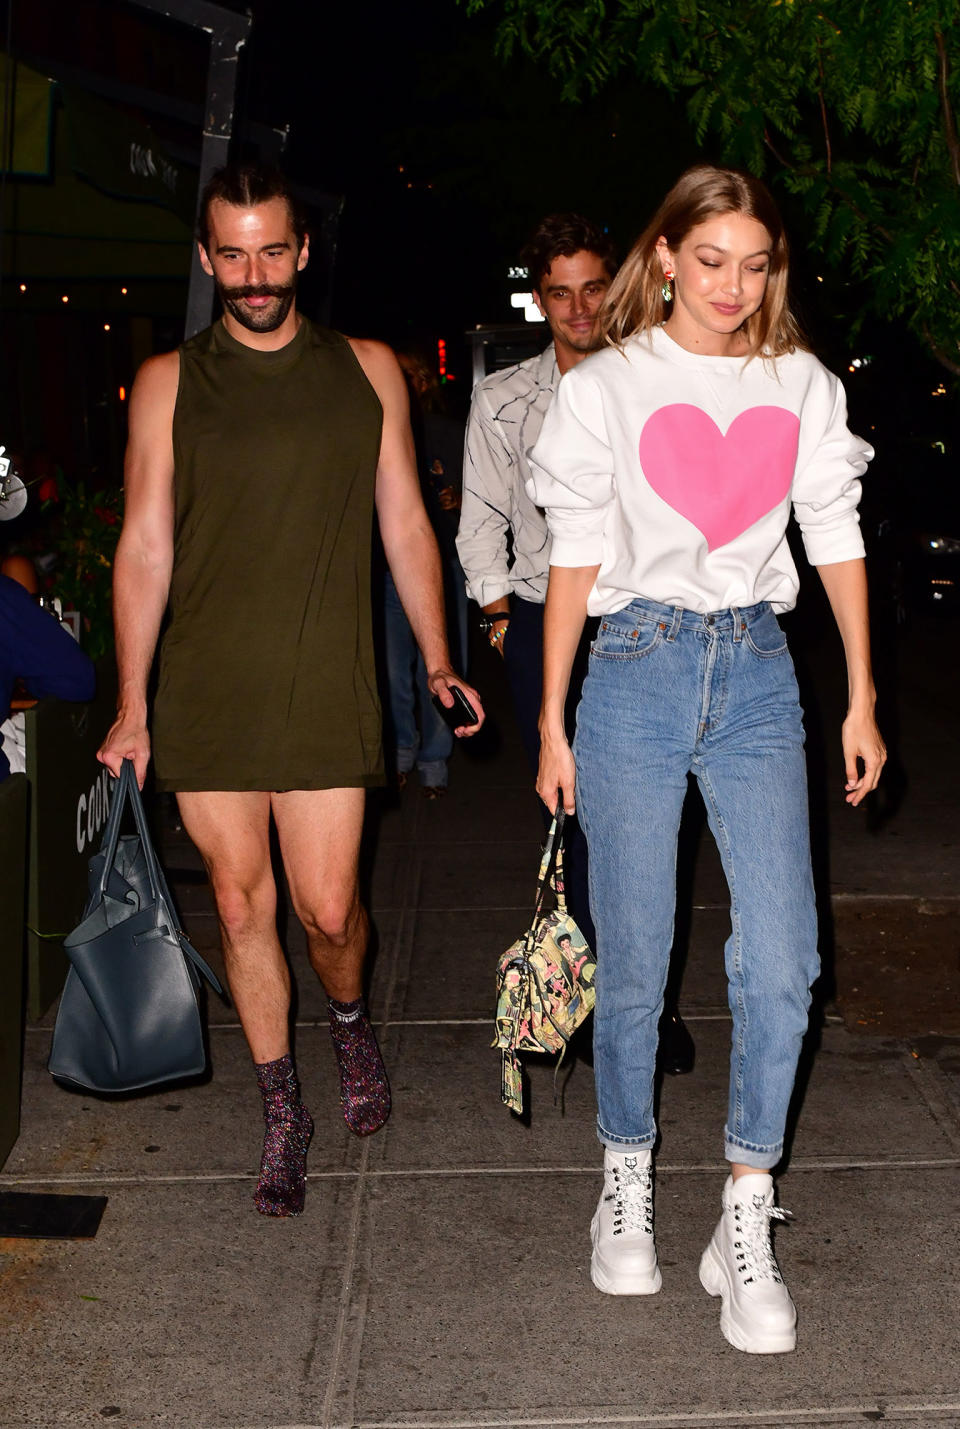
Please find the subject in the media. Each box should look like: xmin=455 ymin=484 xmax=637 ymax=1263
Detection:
xmin=379 ymin=344 xmax=469 ymax=799
xmin=0 ymin=570 xmax=95 ymax=779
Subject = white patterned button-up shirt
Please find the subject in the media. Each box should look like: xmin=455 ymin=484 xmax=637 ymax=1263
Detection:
xmin=456 ymin=344 xmax=559 ymax=607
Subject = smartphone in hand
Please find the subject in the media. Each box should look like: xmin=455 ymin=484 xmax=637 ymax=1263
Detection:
xmin=431 ymin=686 xmax=478 ymax=730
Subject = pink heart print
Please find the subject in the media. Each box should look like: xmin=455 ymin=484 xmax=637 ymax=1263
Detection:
xmin=638 ymin=404 xmax=800 ymax=552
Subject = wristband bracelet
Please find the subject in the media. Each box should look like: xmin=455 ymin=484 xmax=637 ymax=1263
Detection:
xmin=490 ymin=624 xmax=508 ymax=646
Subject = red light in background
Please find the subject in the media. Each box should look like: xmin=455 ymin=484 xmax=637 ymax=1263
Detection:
xmin=437 ymin=337 xmax=455 ymax=384
xmin=118 ymin=386 xmax=127 ymax=402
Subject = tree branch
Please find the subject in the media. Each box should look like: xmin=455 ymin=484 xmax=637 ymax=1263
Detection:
xmin=763 ymin=126 xmax=896 ymax=247
xmin=763 ymin=127 xmax=796 ymax=170
xmin=935 ymin=29 xmax=960 ymax=188
xmin=817 ymin=46 xmax=833 ymax=174
xmin=922 ymin=323 xmax=960 ymax=378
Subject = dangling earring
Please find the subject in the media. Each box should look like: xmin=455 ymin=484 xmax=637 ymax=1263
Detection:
xmin=661 ymin=270 xmax=674 ymax=303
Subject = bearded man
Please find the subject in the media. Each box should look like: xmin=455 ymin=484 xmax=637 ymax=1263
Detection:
xmin=98 ymin=163 xmax=483 ymax=1216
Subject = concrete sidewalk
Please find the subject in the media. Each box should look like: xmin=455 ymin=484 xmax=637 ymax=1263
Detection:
xmin=2 ymin=622 xmax=959 ymax=1428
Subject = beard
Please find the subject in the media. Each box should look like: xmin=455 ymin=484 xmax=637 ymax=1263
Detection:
xmin=217 ymin=278 xmax=297 ymax=333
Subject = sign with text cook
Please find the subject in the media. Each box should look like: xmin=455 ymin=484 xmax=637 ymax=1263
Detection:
xmin=23 ymin=660 xmax=118 ymax=1021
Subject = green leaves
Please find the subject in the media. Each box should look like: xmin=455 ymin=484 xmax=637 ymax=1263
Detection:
xmin=464 ymin=0 xmax=960 ymax=373
xmin=37 ymin=481 xmax=123 ymax=660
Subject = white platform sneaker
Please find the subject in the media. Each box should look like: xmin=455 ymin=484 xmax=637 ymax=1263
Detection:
xmin=590 ymin=1147 xmax=662 ymax=1295
xmin=699 ymin=1172 xmax=797 ymax=1354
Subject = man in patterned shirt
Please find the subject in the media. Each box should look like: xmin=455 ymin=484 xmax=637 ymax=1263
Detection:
xmin=457 ymin=213 xmax=695 ymax=1073
xmin=458 ymin=214 xmax=614 ymax=779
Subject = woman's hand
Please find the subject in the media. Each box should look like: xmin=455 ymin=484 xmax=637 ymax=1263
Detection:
xmin=536 ymin=563 xmax=598 ymax=815
xmin=537 ymin=730 xmax=577 ymax=816
xmin=841 ymin=706 xmax=886 ymax=806
xmin=815 ymin=558 xmax=886 ymax=807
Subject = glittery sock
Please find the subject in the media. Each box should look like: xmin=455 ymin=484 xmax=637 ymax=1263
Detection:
xmin=253 ymin=1053 xmax=313 ymax=1217
xmin=328 ymin=998 xmax=391 ymax=1136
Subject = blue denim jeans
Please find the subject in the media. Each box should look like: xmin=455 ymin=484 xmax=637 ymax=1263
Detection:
xmin=575 ymin=598 xmax=819 ymax=1169
xmin=383 ymin=570 xmax=453 ymax=786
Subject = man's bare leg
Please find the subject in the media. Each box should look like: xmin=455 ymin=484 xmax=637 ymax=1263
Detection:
xmin=176 ymin=790 xmax=290 ymax=1062
xmin=176 ymin=789 xmax=313 ymax=1215
xmin=271 ymin=787 xmax=367 ymax=995
xmin=272 ymin=787 xmax=390 ymax=1135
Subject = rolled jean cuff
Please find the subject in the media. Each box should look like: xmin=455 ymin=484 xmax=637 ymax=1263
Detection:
xmin=597 ymin=1119 xmax=656 ymax=1152
xmin=724 ymin=1128 xmax=783 ymax=1171
xmin=417 ymin=757 xmax=448 ymax=788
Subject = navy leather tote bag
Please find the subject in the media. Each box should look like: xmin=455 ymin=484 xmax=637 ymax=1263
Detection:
xmin=49 ymin=759 xmax=224 ymax=1093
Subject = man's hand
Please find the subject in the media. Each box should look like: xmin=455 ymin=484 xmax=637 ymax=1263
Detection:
xmin=481 ymin=603 xmax=511 ymax=659
xmin=487 ymin=615 xmax=510 ymax=658
xmin=98 ymin=711 xmax=151 ymax=788
xmin=427 ymin=670 xmax=485 ymax=737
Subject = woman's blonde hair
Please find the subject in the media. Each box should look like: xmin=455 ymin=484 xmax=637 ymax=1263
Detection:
xmin=599 ymin=165 xmax=805 ymax=359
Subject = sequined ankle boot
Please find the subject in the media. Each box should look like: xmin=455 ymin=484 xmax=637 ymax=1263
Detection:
xmin=253 ymin=1054 xmax=314 ymax=1217
xmin=328 ymin=998 xmax=391 ymax=1136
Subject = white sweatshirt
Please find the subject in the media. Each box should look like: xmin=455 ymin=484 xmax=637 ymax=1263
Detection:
xmin=527 ymin=325 xmax=871 ymax=616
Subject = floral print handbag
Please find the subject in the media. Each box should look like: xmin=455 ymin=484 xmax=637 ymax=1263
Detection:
xmin=493 ymin=807 xmax=596 ymax=1113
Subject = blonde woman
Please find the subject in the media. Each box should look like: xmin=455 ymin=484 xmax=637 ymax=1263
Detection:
xmin=528 ymin=165 xmax=885 ymax=1353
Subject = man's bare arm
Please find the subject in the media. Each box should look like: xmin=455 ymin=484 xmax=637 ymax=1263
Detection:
xmin=349 ymin=338 xmax=484 ymax=732
xmin=97 ymin=350 xmax=179 ymax=784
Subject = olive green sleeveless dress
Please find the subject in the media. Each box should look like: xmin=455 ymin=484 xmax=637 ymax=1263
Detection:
xmin=152 ymin=318 xmax=385 ymax=792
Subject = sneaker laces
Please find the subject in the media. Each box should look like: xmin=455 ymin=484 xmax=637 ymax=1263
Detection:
xmin=732 ymin=1192 xmax=792 ymax=1285
xmin=608 ymin=1157 xmax=654 ymax=1237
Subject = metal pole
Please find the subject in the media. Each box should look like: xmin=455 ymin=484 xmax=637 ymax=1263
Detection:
xmin=129 ymin=0 xmax=252 ymax=338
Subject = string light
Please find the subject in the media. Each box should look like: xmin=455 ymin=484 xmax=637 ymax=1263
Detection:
xmin=118 ymin=386 xmax=127 ymax=402
xmin=103 ymin=323 xmax=111 ymax=332
xmin=61 ymin=295 xmax=69 ymax=304
xmin=18 ymin=283 xmax=26 ymax=293
xmin=121 ymin=287 xmax=128 ymax=295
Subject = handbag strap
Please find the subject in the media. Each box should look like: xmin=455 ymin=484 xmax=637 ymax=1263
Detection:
xmin=93 ymin=758 xmax=137 ymax=902
xmin=176 ymin=929 xmax=225 ymax=995
xmin=115 ymin=760 xmax=167 ymax=907
xmin=531 ymin=800 xmax=566 ymax=922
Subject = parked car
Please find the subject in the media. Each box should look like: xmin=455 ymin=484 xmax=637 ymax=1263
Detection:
xmin=863 ymin=448 xmax=960 ymax=623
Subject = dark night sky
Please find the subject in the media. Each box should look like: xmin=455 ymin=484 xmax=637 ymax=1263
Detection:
xmin=238 ymin=0 xmax=699 ymax=367
xmin=8 ymin=0 xmax=957 ymax=473
xmin=227 ymin=0 xmax=959 ymax=471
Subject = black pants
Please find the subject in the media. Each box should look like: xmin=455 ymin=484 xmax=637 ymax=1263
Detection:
xmin=501 ymin=596 xmax=596 ymax=950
